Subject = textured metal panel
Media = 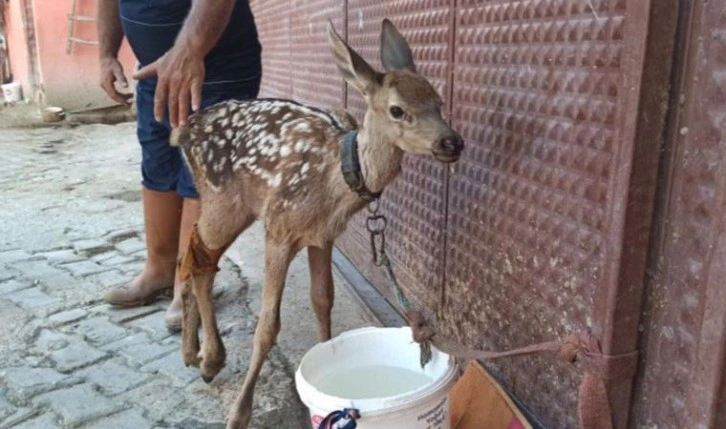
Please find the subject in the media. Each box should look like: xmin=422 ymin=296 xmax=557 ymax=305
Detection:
xmin=337 ymin=0 xmax=453 ymax=310
xmin=250 ymin=0 xmax=292 ymax=99
xmin=441 ymin=1 xmax=644 ymax=427
xmin=289 ymin=0 xmax=346 ymax=109
xmin=632 ymin=1 xmax=726 ymax=427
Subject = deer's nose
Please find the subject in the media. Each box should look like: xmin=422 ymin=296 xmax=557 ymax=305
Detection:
xmin=439 ymin=135 xmax=464 ymax=155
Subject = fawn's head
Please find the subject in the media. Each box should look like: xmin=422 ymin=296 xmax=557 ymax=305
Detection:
xmin=327 ymin=19 xmax=464 ymax=163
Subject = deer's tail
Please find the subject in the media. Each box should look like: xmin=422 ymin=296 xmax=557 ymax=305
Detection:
xmin=169 ymin=125 xmax=190 ymax=147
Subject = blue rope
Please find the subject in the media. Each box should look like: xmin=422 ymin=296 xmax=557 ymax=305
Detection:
xmin=317 ymin=408 xmax=361 ymax=429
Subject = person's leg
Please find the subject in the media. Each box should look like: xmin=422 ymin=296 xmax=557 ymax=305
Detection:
xmin=104 ymin=79 xmax=183 ymax=306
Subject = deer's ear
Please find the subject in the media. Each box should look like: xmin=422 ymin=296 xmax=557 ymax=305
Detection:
xmin=327 ymin=20 xmax=380 ymax=97
xmin=380 ymin=19 xmax=416 ymax=73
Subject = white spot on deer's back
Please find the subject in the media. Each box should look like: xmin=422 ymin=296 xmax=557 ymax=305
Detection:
xmin=269 ymin=172 xmax=282 ymax=188
xmin=294 ymin=140 xmax=309 ymax=153
xmin=279 ymin=145 xmax=292 ymax=157
xmin=300 ymin=163 xmax=310 ymax=175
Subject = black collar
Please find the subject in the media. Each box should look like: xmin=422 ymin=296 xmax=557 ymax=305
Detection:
xmin=340 ymin=131 xmax=382 ymax=202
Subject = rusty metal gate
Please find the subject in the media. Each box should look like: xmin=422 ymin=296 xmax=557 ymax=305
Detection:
xmin=248 ymin=1 xmax=726 ymax=427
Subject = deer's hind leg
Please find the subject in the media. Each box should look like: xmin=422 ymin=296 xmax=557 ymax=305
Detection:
xmin=180 ymin=195 xmax=254 ymax=381
xmin=180 ymin=273 xmax=201 ymax=367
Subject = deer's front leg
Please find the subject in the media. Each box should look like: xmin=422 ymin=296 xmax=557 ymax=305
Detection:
xmin=308 ymin=242 xmax=334 ymax=342
xmin=227 ymin=240 xmax=295 ymax=429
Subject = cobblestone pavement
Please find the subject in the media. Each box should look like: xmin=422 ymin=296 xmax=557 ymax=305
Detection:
xmin=0 ymin=122 xmax=375 ymax=428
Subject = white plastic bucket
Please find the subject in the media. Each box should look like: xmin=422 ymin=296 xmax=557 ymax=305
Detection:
xmin=1 ymin=82 xmax=22 ymax=103
xmin=295 ymin=326 xmax=458 ymax=429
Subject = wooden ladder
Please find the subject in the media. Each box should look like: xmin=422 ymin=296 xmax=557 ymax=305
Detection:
xmin=66 ymin=0 xmax=98 ymax=54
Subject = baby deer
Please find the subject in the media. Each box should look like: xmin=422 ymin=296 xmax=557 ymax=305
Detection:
xmin=171 ymin=19 xmax=464 ymax=428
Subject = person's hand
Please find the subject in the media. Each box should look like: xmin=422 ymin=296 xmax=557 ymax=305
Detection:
xmin=99 ymin=57 xmax=133 ymax=105
xmin=133 ymin=45 xmax=204 ymax=128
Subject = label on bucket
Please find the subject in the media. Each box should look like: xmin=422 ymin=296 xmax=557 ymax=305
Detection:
xmin=416 ymin=396 xmax=448 ymax=429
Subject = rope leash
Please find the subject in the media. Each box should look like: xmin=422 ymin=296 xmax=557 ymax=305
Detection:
xmin=363 ymin=201 xmax=638 ymax=429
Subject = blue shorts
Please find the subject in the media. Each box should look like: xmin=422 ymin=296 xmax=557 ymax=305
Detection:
xmin=135 ymin=78 xmax=260 ymax=199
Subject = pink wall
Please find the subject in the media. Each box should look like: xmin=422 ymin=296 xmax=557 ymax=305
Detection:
xmin=5 ymin=0 xmax=137 ymax=110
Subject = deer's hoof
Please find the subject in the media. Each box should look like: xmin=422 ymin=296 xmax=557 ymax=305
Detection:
xmin=226 ymin=413 xmax=250 ymax=429
xmin=200 ymin=359 xmax=225 ymax=382
xmin=182 ymin=351 xmax=201 ymax=368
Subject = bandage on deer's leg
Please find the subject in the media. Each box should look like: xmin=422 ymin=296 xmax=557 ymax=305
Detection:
xmin=179 ymin=223 xmax=226 ymax=281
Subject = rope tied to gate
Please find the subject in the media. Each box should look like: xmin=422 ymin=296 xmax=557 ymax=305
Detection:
xmin=365 ymin=202 xmax=639 ymax=429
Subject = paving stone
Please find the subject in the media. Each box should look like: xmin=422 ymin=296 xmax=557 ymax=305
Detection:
xmin=92 ymin=269 xmax=128 ymax=288
xmin=141 ymin=350 xmax=199 ymax=386
xmin=72 ymin=239 xmax=114 ymax=254
xmin=0 ymin=367 xmax=75 ymax=399
xmin=0 ymin=396 xmax=16 ymax=421
xmin=100 ymin=332 xmax=149 ymax=353
xmin=116 ymin=341 xmax=176 ymax=367
xmin=35 ymin=329 xmax=72 ymax=351
xmin=115 ymin=238 xmax=147 ymax=256
xmin=49 ymin=339 xmax=107 ymax=372
xmin=79 ymin=360 xmax=151 ymax=396
xmin=0 ymin=249 xmax=36 ymax=264
xmin=0 ymin=278 xmax=32 ymax=295
xmin=84 ymin=409 xmax=152 ymax=429
xmin=5 ymin=287 xmax=60 ymax=313
xmin=73 ymin=317 xmax=128 ymax=346
xmin=119 ymin=380 xmax=186 ymax=422
xmin=101 ymin=334 xmax=175 ymax=368
xmin=1 ymin=408 xmax=40 ymax=428
xmin=100 ymin=254 xmax=135 ymax=267
xmin=11 ymin=260 xmax=68 ymax=285
xmin=118 ymin=261 xmax=145 ymax=275
xmin=169 ymin=417 xmax=226 ymax=429
xmin=127 ymin=310 xmax=172 ymax=341
xmin=38 ymin=249 xmax=85 ymax=265
xmin=100 ymin=304 xmax=161 ymax=324
xmin=91 ymin=251 xmax=118 ymax=263
xmin=11 ymin=412 xmax=59 ymax=429
xmin=63 ymin=260 xmax=111 ymax=277
xmin=47 ymin=308 xmax=88 ymax=326
xmin=36 ymin=384 xmax=122 ymax=427
xmin=39 ymin=267 xmax=84 ymax=291
xmin=104 ymin=228 xmax=140 ymax=242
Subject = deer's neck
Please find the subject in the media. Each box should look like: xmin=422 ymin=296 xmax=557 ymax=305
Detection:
xmin=355 ymin=117 xmax=404 ymax=194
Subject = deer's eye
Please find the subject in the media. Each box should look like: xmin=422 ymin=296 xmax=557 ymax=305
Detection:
xmin=389 ymin=106 xmax=405 ymax=120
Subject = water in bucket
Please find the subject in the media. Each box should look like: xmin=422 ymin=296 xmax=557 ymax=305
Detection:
xmin=315 ymin=365 xmax=432 ymax=399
